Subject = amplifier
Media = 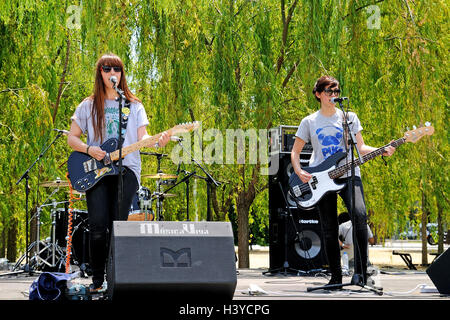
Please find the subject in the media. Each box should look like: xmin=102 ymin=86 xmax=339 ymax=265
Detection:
xmin=107 ymin=221 xmax=237 ymax=300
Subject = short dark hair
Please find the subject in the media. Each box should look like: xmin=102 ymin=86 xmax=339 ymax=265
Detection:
xmin=312 ymin=76 xmax=340 ymax=102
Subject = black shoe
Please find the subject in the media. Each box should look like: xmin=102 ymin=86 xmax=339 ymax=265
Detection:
xmin=326 ymin=275 xmax=343 ymax=290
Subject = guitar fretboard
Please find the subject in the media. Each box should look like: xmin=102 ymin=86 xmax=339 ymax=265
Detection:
xmin=328 ymin=138 xmax=405 ymax=179
xmin=109 ymin=133 xmax=163 ymax=161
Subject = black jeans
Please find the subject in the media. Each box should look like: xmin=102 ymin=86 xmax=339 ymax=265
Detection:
xmin=317 ymin=176 xmax=368 ymax=280
xmin=85 ymin=167 xmax=138 ymax=286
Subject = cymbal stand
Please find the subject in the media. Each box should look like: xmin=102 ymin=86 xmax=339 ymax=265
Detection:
xmin=12 ymin=130 xmax=65 ymax=276
xmin=29 ymin=199 xmax=66 ymax=272
xmin=173 ymin=137 xmax=220 ymax=221
xmin=158 ymin=170 xmax=196 ymax=221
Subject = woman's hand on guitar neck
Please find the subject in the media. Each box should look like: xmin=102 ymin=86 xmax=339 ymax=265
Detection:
xmin=158 ymin=131 xmax=170 ymax=148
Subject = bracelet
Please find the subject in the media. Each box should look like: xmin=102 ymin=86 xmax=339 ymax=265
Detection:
xmin=155 ymin=142 xmax=160 ymax=149
xmin=86 ymin=145 xmax=90 ymax=155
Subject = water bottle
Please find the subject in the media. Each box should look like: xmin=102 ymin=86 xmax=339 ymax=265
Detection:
xmin=342 ymin=252 xmax=349 ymax=274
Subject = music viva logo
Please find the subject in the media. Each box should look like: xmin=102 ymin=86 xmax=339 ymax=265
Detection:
xmin=160 ymin=248 xmax=191 ymax=268
xmin=139 ymin=223 xmax=210 ymax=235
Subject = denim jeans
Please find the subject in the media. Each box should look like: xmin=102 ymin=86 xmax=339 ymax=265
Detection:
xmin=85 ymin=167 xmax=139 ymax=286
xmin=317 ymin=176 xmax=368 ymax=280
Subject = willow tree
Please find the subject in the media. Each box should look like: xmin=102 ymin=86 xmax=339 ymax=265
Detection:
xmin=0 ymin=0 xmax=448 ymax=270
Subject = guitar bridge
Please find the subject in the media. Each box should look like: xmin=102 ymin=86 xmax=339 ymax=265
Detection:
xmin=83 ymin=159 xmax=98 ymax=173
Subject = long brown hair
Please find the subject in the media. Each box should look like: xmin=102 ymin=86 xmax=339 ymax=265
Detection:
xmin=89 ymin=53 xmax=140 ymax=142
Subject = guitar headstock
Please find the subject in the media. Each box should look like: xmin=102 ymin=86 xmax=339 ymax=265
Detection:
xmin=169 ymin=121 xmax=200 ymax=135
xmin=404 ymin=122 xmax=434 ymax=143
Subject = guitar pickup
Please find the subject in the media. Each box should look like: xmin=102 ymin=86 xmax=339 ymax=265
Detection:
xmin=292 ymin=185 xmax=302 ymax=197
xmin=83 ymin=159 xmax=98 ymax=173
xmin=309 ymin=176 xmax=318 ymax=190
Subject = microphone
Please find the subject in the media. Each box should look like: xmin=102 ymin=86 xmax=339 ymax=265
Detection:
xmin=109 ymin=76 xmax=117 ymax=84
xmin=53 ymin=128 xmax=69 ymax=135
xmin=330 ymin=97 xmax=348 ymax=104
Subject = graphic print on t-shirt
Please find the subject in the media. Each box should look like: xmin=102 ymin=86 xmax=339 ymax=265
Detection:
xmin=105 ymin=105 xmax=119 ymax=140
xmin=315 ymin=125 xmax=344 ymax=159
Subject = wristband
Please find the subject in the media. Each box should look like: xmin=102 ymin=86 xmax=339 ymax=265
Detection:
xmin=86 ymin=145 xmax=91 ymax=155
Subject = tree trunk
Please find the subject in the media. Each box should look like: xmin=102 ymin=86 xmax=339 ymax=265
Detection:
xmin=235 ymin=165 xmax=259 ymax=268
xmin=6 ymin=217 xmax=18 ymax=263
xmin=236 ymin=201 xmax=250 ymax=268
xmin=437 ymin=201 xmax=444 ymax=254
xmin=421 ymin=187 xmax=428 ymax=266
xmin=0 ymin=217 xmax=6 ymax=258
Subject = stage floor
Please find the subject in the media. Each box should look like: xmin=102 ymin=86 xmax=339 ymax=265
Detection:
xmin=0 ymin=266 xmax=447 ymax=301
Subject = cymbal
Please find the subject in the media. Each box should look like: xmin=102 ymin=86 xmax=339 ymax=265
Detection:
xmin=40 ymin=180 xmax=70 ymax=187
xmin=152 ymin=192 xmax=177 ymax=198
xmin=66 ymin=190 xmax=86 ymax=196
xmin=142 ymin=173 xmax=178 ymax=179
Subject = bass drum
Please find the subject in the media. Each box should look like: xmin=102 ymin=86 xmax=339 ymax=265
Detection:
xmin=70 ymin=212 xmax=90 ymax=267
xmin=54 ymin=208 xmax=90 ymax=266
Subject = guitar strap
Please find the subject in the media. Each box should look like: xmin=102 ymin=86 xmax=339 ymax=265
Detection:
xmin=119 ymin=99 xmax=131 ymax=144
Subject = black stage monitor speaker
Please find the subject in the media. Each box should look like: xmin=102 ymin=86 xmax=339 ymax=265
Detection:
xmin=107 ymin=221 xmax=237 ymax=300
xmin=426 ymin=248 xmax=450 ymax=295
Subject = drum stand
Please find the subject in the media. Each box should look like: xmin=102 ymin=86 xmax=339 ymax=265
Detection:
xmin=10 ymin=199 xmax=66 ymax=274
xmin=139 ymin=190 xmax=154 ymax=221
xmin=31 ymin=202 xmax=66 ymax=272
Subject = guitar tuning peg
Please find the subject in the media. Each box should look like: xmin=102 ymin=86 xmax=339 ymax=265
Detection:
xmin=413 ymin=125 xmax=417 ymax=129
xmin=425 ymin=121 xmax=431 ymax=127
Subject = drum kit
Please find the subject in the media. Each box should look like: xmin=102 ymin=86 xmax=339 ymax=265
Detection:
xmin=11 ymin=153 xmax=182 ymax=274
xmin=7 ymin=130 xmax=220 ymax=276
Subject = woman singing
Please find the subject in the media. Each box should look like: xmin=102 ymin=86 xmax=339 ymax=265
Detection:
xmin=68 ymin=53 xmax=169 ymax=292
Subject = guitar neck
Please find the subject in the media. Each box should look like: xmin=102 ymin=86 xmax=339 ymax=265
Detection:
xmin=329 ymin=137 xmax=405 ymax=179
xmin=109 ymin=134 xmax=162 ymax=161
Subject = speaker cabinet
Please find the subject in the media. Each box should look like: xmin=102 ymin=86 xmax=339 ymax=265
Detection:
xmin=426 ymin=248 xmax=450 ymax=294
xmin=269 ymin=207 xmax=328 ymax=271
xmin=107 ymin=221 xmax=237 ymax=300
xmin=268 ymin=135 xmax=328 ymax=271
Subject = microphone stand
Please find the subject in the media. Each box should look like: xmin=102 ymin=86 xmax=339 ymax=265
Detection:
xmin=113 ymin=81 xmax=126 ymax=218
xmin=307 ymin=100 xmax=382 ymax=295
xmin=9 ymin=130 xmax=65 ymax=276
xmin=174 ymin=138 xmax=221 ymax=221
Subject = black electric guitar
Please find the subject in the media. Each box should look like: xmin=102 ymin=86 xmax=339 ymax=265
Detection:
xmin=67 ymin=122 xmax=199 ymax=192
xmin=289 ymin=124 xmax=434 ymax=209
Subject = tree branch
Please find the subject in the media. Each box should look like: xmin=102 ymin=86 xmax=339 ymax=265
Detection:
xmin=52 ymin=36 xmax=71 ymax=123
xmin=276 ymin=0 xmax=298 ymax=73
xmin=282 ymin=60 xmax=299 ymax=87
xmin=342 ymin=0 xmax=385 ymax=20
